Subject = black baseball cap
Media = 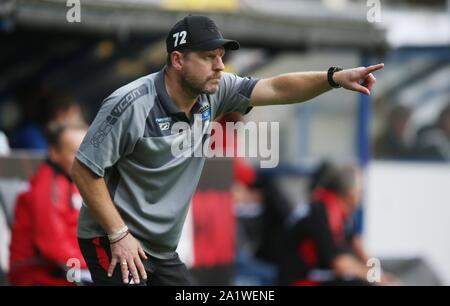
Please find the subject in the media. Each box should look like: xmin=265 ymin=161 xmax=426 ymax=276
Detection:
xmin=166 ymin=15 xmax=240 ymax=53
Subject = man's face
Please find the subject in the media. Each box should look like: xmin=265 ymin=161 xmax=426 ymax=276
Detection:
xmin=178 ymin=47 xmax=225 ymax=95
xmin=50 ymin=128 xmax=86 ymax=175
xmin=54 ymin=104 xmax=84 ymax=126
xmin=344 ymin=169 xmax=363 ymax=211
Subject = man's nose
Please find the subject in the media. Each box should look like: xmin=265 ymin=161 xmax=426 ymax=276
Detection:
xmin=213 ymin=56 xmax=225 ymax=71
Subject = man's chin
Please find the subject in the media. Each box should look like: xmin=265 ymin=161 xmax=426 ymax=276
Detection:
xmin=202 ymin=85 xmax=219 ymax=95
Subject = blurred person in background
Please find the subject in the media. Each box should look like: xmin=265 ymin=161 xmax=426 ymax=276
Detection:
xmin=308 ymin=162 xmax=369 ymax=264
xmin=0 ymin=130 xmax=10 ymax=155
xmin=8 ymin=124 xmax=90 ymax=285
xmin=280 ymin=163 xmax=398 ymax=286
xmin=10 ymin=81 xmax=85 ymax=151
xmin=415 ymin=103 xmax=450 ymax=161
xmin=374 ymin=104 xmax=414 ymax=160
xmin=232 ymin=160 xmax=291 ymax=285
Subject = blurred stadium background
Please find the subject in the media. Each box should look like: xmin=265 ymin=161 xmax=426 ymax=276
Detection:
xmin=0 ymin=0 xmax=449 ymax=285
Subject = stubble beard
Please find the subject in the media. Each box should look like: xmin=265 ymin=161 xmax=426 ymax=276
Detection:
xmin=180 ymin=70 xmax=220 ymax=96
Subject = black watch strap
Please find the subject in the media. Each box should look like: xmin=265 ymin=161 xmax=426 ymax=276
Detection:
xmin=327 ymin=67 xmax=343 ymax=88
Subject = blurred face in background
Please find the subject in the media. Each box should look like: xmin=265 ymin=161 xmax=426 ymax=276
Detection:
xmin=393 ymin=110 xmax=411 ymax=142
xmin=342 ymin=167 xmax=363 ymax=212
xmin=49 ymin=128 xmax=86 ymax=175
xmin=53 ymin=104 xmax=84 ymax=126
xmin=231 ymin=182 xmax=263 ymax=207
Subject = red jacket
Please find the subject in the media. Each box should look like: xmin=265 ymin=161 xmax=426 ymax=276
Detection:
xmin=9 ymin=160 xmax=87 ymax=285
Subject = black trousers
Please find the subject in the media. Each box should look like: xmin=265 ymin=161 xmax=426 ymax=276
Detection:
xmin=78 ymin=236 xmax=194 ymax=286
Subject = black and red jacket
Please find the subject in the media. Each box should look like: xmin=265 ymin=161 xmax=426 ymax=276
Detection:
xmin=279 ymin=188 xmax=353 ymax=286
xmin=9 ymin=160 xmax=87 ymax=286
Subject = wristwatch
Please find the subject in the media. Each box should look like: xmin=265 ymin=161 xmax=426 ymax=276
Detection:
xmin=327 ymin=67 xmax=343 ymax=88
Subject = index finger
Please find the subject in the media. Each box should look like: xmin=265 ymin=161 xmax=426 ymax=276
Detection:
xmin=365 ymin=63 xmax=384 ymax=74
xmin=108 ymin=257 xmax=118 ymax=277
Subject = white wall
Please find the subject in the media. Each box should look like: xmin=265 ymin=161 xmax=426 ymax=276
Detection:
xmin=364 ymin=161 xmax=450 ymax=285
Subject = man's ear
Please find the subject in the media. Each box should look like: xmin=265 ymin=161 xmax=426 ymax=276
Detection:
xmin=171 ymin=51 xmax=184 ymax=71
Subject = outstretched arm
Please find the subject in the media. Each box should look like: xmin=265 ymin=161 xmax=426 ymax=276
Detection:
xmin=250 ymin=64 xmax=384 ymax=107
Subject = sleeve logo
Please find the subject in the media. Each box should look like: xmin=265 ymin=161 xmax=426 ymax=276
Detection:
xmin=90 ymin=84 xmax=148 ymax=147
